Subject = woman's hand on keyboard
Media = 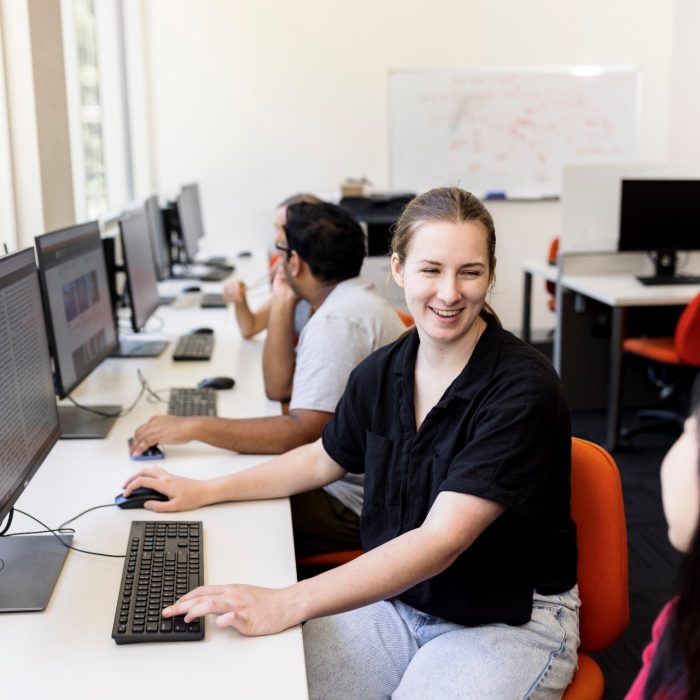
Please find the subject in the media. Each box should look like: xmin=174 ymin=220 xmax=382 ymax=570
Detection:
xmin=163 ymin=583 xmax=300 ymax=636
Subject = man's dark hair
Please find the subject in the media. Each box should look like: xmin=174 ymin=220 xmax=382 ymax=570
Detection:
xmin=284 ymin=202 xmax=365 ymax=282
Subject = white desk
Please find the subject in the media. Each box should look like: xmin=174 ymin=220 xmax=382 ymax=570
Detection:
xmin=4 ymin=253 xmax=309 ymax=700
xmin=520 ymin=258 xmax=558 ymax=343
xmin=554 ymin=273 xmax=699 ymax=449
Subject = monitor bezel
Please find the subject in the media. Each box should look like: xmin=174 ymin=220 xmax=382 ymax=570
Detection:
xmin=0 ymin=248 xmax=61 ymax=524
xmin=34 ymin=221 xmax=119 ymax=399
xmin=118 ymin=207 xmax=161 ymax=333
xmin=177 ymin=183 xmax=205 ymax=262
xmin=144 ymin=194 xmax=171 ymax=280
xmin=618 ymin=178 xmax=700 ymax=254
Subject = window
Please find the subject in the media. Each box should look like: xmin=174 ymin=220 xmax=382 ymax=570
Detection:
xmin=63 ymin=0 xmax=150 ymax=221
xmin=73 ymin=0 xmax=108 ymax=220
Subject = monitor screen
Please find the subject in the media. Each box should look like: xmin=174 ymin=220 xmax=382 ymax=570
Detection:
xmin=619 ymin=179 xmax=700 ymax=253
xmin=119 ymin=207 xmax=160 ymax=333
xmin=177 ymin=183 xmax=205 ymax=261
xmin=144 ymin=195 xmax=171 ymax=280
xmin=0 ymin=248 xmax=60 ymax=524
xmin=35 ymin=221 xmax=118 ymax=398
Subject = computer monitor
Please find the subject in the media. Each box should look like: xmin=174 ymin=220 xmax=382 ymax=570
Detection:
xmin=35 ymin=221 xmax=122 ymax=438
xmin=177 ymin=183 xmax=204 ymax=263
xmin=0 ymin=248 xmax=72 ymax=612
xmin=144 ymin=194 xmax=171 ymax=280
xmin=118 ymin=208 xmax=169 ymax=361
xmin=618 ymin=179 xmax=700 ymax=284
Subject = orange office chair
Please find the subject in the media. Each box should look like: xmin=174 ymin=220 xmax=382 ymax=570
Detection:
xmin=545 ymin=236 xmax=560 ymax=312
xmin=296 ymin=549 xmax=363 ymax=579
xmin=619 ymin=291 xmax=700 ymax=442
xmin=562 ymin=437 xmax=629 ymax=700
xmin=395 ymin=309 xmax=414 ymax=327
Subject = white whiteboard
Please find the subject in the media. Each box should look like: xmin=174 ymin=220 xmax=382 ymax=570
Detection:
xmin=390 ymin=68 xmax=640 ymax=199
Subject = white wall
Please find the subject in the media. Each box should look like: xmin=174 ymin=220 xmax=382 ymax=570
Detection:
xmin=143 ymin=0 xmax=677 ymax=331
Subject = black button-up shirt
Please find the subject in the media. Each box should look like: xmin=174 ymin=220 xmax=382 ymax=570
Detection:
xmin=322 ymin=315 xmax=577 ymax=627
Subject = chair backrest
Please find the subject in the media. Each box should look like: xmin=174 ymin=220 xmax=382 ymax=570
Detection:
xmin=571 ymin=437 xmax=629 ymax=652
xmin=545 ymin=236 xmax=560 ymax=296
xmin=675 ymin=292 xmax=700 ymax=366
xmin=396 ymin=309 xmax=414 ymax=327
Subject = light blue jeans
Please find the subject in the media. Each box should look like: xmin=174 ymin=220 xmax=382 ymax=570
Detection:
xmin=303 ymin=587 xmax=580 ymax=699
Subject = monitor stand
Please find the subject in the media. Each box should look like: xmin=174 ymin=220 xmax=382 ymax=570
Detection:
xmin=0 ymin=533 xmax=73 ymax=612
xmin=58 ymin=404 xmax=121 ymax=439
xmin=636 ymin=249 xmax=700 ymax=286
xmin=110 ymin=338 xmax=168 ymax=358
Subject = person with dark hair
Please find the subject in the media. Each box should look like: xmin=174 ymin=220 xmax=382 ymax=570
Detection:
xmin=625 ymin=376 xmax=700 ymax=700
xmin=130 ymin=201 xmax=404 ymax=556
xmin=124 ymin=186 xmax=579 ymax=698
xmin=222 ymin=193 xmax=321 ymax=404
xmin=222 ymin=193 xmax=320 ymax=340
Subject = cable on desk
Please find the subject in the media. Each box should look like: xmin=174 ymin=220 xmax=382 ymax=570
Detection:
xmin=4 ymin=507 xmax=125 ymax=559
xmin=67 ymin=368 xmax=156 ymax=418
xmin=0 ymin=508 xmax=13 ymax=535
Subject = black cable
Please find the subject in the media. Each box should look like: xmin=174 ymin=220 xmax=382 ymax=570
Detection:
xmin=58 ymin=503 xmax=117 ymax=530
xmin=0 ymin=508 xmax=13 ymax=535
xmin=5 ymin=508 xmax=125 ymax=559
xmin=66 ymin=368 xmax=151 ymax=418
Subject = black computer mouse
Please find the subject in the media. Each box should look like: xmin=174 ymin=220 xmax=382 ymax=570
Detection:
xmin=197 ymin=376 xmax=236 ymax=390
xmin=187 ymin=327 xmax=214 ymax=335
xmin=237 ymin=250 xmax=252 ymax=258
xmin=115 ymin=487 xmax=170 ymax=509
xmin=182 ymin=285 xmax=202 ymax=293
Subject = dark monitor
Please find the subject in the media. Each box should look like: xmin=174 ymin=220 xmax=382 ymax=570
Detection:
xmin=35 ymin=221 xmax=122 ymax=438
xmin=0 ymin=248 xmax=71 ymax=612
xmin=177 ymin=183 xmax=205 ymax=262
xmin=619 ymin=179 xmax=700 ymax=285
xmin=119 ymin=207 xmax=161 ymax=333
xmin=144 ymin=194 xmax=171 ymax=280
xmin=340 ymin=193 xmax=415 ymax=256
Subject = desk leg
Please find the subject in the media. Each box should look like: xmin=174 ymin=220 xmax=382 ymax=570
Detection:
xmin=606 ymin=307 xmax=624 ymax=451
xmin=522 ymin=271 xmax=532 ymax=344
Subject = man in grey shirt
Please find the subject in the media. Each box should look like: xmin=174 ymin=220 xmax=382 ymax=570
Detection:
xmin=130 ymin=202 xmax=405 ymax=555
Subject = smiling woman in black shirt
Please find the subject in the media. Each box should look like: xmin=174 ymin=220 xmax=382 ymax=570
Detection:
xmin=123 ymin=187 xmax=579 ymax=699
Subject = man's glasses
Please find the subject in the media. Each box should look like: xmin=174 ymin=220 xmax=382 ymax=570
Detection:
xmin=274 ymin=242 xmax=292 ymax=256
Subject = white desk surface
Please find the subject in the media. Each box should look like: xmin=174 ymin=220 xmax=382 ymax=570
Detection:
xmin=559 ymin=273 xmax=699 ymax=307
xmin=4 ymin=253 xmax=309 ymax=700
xmin=520 ymin=258 xmax=559 ymax=283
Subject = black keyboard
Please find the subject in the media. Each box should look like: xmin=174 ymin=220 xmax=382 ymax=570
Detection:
xmin=168 ymin=387 xmax=217 ymax=416
xmin=200 ymin=293 xmax=227 ymax=308
xmin=637 ymin=274 xmax=700 ymax=286
xmin=112 ymin=520 xmax=204 ymax=644
xmin=204 ymin=257 xmax=235 ymax=271
xmin=172 ymin=333 xmax=214 ymax=360
xmin=171 ymin=265 xmax=231 ymax=282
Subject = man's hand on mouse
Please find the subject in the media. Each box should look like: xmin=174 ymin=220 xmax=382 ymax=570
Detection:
xmin=162 ymin=582 xmax=301 ymax=636
xmin=130 ymin=416 xmax=199 ymax=456
xmin=122 ymin=465 xmax=211 ymax=513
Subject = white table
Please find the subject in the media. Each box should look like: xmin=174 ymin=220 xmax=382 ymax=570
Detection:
xmin=4 ymin=252 xmax=309 ymax=699
xmin=520 ymin=258 xmax=559 ymax=343
xmin=555 ymin=273 xmax=699 ymax=449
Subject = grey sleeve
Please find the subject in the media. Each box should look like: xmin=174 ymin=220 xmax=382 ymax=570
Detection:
xmin=289 ymin=314 xmax=371 ymax=413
